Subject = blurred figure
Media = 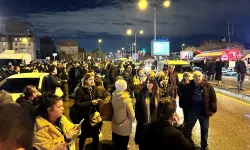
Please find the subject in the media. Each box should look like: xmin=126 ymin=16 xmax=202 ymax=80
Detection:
xmin=34 ymin=95 xmax=80 ymax=150
xmin=158 ymin=75 xmax=173 ymax=98
xmin=207 ymin=60 xmax=216 ymax=81
xmin=112 ymin=79 xmax=135 ymax=150
xmin=42 ymin=65 xmax=62 ymax=95
xmin=178 ymin=72 xmax=190 ymax=124
xmin=215 ymin=59 xmax=222 ymax=86
xmin=59 ymin=67 xmax=69 ymax=101
xmin=0 ymin=103 xmax=34 ymax=150
xmin=235 ymin=57 xmax=247 ymax=91
xmin=168 ymin=65 xmax=179 ymax=98
xmin=16 ymin=85 xmax=40 ymax=124
xmin=0 ymin=90 xmax=14 ymax=104
xmin=139 ymin=98 xmax=195 ymax=150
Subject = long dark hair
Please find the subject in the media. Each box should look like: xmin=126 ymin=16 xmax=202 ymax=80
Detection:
xmin=142 ymin=77 xmax=160 ymax=101
xmin=36 ymin=94 xmax=62 ymax=119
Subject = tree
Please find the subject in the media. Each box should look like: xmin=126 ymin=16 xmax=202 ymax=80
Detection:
xmin=184 ymin=46 xmax=197 ymax=51
xmin=58 ymin=50 xmax=74 ymax=61
xmin=91 ymin=48 xmax=105 ymax=61
xmin=198 ymin=40 xmax=244 ymax=51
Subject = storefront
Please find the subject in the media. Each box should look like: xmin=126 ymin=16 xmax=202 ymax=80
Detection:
xmin=193 ymin=48 xmax=243 ymax=62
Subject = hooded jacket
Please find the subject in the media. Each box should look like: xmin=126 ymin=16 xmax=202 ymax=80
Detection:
xmin=33 ymin=115 xmax=80 ymax=150
xmin=112 ymin=91 xmax=135 ymax=136
xmin=0 ymin=90 xmax=14 ymax=104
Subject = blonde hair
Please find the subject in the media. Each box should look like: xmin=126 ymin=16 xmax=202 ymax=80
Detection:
xmin=183 ymin=72 xmax=190 ymax=78
xmin=193 ymin=71 xmax=203 ymax=77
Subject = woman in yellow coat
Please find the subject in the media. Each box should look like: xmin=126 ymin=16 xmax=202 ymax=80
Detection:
xmin=34 ymin=95 xmax=81 ymax=150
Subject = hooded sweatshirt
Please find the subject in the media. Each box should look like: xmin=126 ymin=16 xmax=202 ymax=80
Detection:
xmin=112 ymin=91 xmax=135 ymax=136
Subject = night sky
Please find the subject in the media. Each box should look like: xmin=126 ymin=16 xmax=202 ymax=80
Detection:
xmin=0 ymin=0 xmax=250 ymax=53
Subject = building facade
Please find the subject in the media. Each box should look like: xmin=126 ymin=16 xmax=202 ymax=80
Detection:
xmin=59 ymin=40 xmax=78 ymax=55
xmin=40 ymin=36 xmax=56 ymax=59
xmin=0 ymin=36 xmax=11 ymax=53
xmin=12 ymin=36 xmax=36 ymax=60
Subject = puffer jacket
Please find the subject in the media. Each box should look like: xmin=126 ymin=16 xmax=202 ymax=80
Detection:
xmin=112 ymin=91 xmax=135 ymax=136
xmin=33 ymin=115 xmax=80 ymax=150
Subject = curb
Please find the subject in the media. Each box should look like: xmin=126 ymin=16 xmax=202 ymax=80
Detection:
xmin=214 ymin=87 xmax=250 ymax=103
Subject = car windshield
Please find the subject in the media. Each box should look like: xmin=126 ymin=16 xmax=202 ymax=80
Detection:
xmin=174 ymin=65 xmax=193 ymax=73
xmin=0 ymin=78 xmax=40 ymax=93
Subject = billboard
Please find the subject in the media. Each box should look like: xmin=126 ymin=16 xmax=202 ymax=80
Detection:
xmin=180 ymin=51 xmax=193 ymax=59
xmin=151 ymin=40 xmax=170 ymax=56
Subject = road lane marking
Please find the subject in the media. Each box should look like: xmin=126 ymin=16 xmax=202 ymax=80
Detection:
xmin=216 ymin=93 xmax=250 ymax=106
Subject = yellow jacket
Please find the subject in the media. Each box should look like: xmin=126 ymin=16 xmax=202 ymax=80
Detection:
xmin=34 ymin=115 xmax=79 ymax=150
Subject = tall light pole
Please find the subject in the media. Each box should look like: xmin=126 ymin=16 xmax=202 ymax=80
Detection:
xmin=98 ymin=39 xmax=102 ymax=61
xmin=98 ymin=39 xmax=102 ymax=50
xmin=126 ymin=29 xmax=144 ymax=61
xmin=138 ymin=0 xmax=170 ymax=40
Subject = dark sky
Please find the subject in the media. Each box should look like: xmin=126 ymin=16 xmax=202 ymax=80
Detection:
xmin=0 ymin=0 xmax=250 ymax=53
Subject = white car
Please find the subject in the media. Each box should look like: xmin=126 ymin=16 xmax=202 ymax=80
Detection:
xmin=225 ymin=70 xmax=237 ymax=76
xmin=0 ymin=73 xmax=48 ymax=101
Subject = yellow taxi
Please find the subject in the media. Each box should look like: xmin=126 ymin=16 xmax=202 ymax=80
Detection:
xmin=0 ymin=73 xmax=48 ymax=101
xmin=157 ymin=60 xmax=193 ymax=80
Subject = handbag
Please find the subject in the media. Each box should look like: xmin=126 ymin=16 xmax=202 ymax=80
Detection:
xmin=89 ymin=106 xmax=102 ymax=127
xmin=100 ymin=95 xmax=113 ymax=120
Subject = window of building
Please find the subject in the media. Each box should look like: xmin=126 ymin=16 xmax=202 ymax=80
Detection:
xmin=14 ymin=38 xmax=17 ymax=41
xmin=15 ymin=43 xmax=18 ymax=46
xmin=20 ymin=43 xmax=26 ymax=47
xmin=28 ymin=43 xmax=31 ymax=46
xmin=2 ymin=38 xmax=5 ymax=41
xmin=28 ymin=38 xmax=31 ymax=41
xmin=15 ymin=48 xmax=18 ymax=51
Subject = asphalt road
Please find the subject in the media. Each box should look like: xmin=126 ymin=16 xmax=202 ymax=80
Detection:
xmin=64 ymin=92 xmax=250 ymax=150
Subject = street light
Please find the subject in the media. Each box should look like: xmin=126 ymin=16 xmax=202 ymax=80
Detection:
xmin=138 ymin=0 xmax=171 ymax=40
xmin=181 ymin=43 xmax=185 ymax=50
xmin=138 ymin=0 xmax=148 ymax=10
xmin=126 ymin=29 xmax=144 ymax=61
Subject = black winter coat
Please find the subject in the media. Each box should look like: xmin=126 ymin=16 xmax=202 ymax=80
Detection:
xmin=139 ymin=120 xmax=195 ymax=150
xmin=16 ymin=96 xmax=38 ymax=124
xmin=74 ymin=85 xmax=102 ymax=137
xmin=178 ymin=79 xmax=189 ymax=109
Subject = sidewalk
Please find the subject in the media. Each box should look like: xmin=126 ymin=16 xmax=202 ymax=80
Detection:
xmin=209 ymin=76 xmax=250 ymax=103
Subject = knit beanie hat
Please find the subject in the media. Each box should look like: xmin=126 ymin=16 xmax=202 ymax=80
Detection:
xmin=115 ymin=80 xmax=127 ymax=91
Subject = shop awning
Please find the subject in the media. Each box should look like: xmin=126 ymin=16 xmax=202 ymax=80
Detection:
xmin=193 ymin=51 xmax=224 ymax=61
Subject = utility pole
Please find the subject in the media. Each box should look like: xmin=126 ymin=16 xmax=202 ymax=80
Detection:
xmin=228 ymin=22 xmax=234 ymax=43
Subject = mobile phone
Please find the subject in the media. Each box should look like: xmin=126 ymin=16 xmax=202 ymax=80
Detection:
xmin=78 ymin=118 xmax=85 ymax=126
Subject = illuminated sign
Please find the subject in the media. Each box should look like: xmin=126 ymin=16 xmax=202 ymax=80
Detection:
xmin=151 ymin=40 xmax=170 ymax=56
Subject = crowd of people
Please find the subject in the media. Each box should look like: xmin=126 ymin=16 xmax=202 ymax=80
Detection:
xmin=0 ymin=59 xmax=218 ymax=150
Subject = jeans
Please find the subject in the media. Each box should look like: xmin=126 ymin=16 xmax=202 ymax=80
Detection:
xmin=112 ymin=132 xmax=129 ymax=150
xmin=79 ymin=133 xmax=99 ymax=150
xmin=186 ymin=110 xmax=209 ymax=148
xmin=237 ymin=73 xmax=245 ymax=90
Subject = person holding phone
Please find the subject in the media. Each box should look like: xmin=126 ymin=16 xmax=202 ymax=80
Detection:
xmin=139 ymin=98 xmax=195 ymax=150
xmin=74 ymin=73 xmax=102 ymax=150
xmin=34 ymin=95 xmax=81 ymax=150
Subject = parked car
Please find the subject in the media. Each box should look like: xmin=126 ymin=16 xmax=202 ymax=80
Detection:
xmin=0 ymin=73 xmax=48 ymax=101
xmin=225 ymin=70 xmax=237 ymax=76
